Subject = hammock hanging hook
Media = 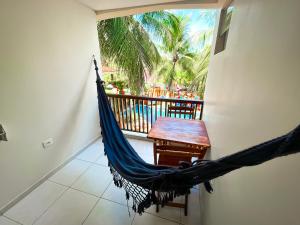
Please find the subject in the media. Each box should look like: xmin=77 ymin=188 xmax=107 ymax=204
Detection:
xmin=92 ymin=55 xmax=104 ymax=84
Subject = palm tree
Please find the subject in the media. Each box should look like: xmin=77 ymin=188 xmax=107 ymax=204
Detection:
xmin=188 ymin=46 xmax=211 ymax=99
xmin=156 ymin=16 xmax=195 ymax=90
xmin=97 ymin=12 xmax=174 ymax=95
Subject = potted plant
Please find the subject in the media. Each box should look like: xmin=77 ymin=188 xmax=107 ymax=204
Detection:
xmin=113 ymin=81 xmax=125 ymax=95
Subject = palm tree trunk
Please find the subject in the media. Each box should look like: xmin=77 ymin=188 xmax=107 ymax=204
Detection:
xmin=168 ymin=61 xmax=176 ymax=90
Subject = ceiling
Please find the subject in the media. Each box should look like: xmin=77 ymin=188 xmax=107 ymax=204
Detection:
xmin=78 ymin=0 xmax=185 ymax=11
xmin=77 ymin=0 xmax=224 ymax=20
xmin=79 ymin=0 xmax=225 ymax=11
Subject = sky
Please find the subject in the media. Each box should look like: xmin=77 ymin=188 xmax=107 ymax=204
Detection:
xmin=168 ymin=9 xmax=217 ymax=50
xmin=169 ymin=9 xmax=216 ymax=33
xmin=138 ymin=9 xmax=217 ymax=52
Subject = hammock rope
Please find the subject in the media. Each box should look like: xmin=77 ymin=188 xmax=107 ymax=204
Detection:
xmin=93 ymin=57 xmax=300 ymax=214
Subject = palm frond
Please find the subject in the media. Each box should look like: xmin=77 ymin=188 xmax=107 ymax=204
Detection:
xmin=98 ymin=16 xmax=160 ymax=94
xmin=188 ymin=47 xmax=211 ymax=98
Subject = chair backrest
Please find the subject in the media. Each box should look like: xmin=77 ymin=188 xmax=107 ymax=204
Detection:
xmin=155 ymin=144 xmax=207 ymax=166
xmin=167 ymin=105 xmax=195 ymax=119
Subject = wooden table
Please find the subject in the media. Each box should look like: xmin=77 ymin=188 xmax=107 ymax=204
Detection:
xmin=147 ymin=117 xmax=211 ymax=165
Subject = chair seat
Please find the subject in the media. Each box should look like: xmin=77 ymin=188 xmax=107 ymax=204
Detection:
xmin=158 ymin=154 xmax=192 ymax=167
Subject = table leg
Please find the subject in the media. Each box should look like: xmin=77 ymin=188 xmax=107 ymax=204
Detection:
xmin=153 ymin=142 xmax=157 ymax=165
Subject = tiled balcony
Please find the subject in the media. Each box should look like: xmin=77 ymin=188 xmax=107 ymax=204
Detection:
xmin=0 ymin=138 xmax=202 ymax=225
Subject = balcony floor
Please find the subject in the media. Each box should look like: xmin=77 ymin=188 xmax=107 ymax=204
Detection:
xmin=1 ymin=138 xmax=202 ymax=225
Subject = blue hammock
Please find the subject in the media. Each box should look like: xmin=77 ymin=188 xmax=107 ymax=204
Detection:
xmin=93 ymin=57 xmax=300 ymax=214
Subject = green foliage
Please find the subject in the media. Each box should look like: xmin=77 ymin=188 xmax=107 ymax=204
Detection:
xmin=102 ymin=71 xmax=128 ymax=85
xmin=155 ymin=16 xmax=196 ymax=89
xmin=97 ymin=12 xmax=174 ymax=95
xmin=98 ymin=11 xmax=213 ymax=98
xmin=188 ymin=46 xmax=211 ymax=99
xmin=112 ymin=80 xmax=126 ymax=90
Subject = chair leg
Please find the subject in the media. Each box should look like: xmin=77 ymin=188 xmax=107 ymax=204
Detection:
xmin=156 ymin=192 xmax=159 ymax=213
xmin=184 ymin=193 xmax=188 ymax=216
xmin=153 ymin=142 xmax=157 ymax=165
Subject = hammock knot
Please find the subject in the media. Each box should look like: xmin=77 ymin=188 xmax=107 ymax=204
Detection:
xmin=179 ymin=161 xmax=192 ymax=169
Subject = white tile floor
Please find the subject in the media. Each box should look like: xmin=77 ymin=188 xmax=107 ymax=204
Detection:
xmin=1 ymin=138 xmax=202 ymax=225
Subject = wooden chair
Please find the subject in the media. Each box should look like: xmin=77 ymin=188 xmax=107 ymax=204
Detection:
xmin=167 ymin=105 xmax=195 ymax=119
xmin=154 ymin=143 xmax=207 ymax=216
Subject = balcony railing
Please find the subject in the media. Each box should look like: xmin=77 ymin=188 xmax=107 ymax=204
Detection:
xmin=107 ymin=94 xmax=204 ymax=134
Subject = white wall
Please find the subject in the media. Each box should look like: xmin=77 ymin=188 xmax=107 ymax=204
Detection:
xmin=0 ymin=0 xmax=100 ymax=209
xmin=202 ymin=0 xmax=300 ymax=224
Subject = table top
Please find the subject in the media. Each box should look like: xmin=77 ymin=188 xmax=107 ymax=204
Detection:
xmin=147 ymin=117 xmax=211 ymax=147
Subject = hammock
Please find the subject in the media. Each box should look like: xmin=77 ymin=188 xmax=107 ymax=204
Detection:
xmin=93 ymin=57 xmax=300 ymax=214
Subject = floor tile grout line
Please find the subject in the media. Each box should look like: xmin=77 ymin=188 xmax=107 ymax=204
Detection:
xmin=47 ymin=179 xmax=70 ymax=188
xmin=76 ymin=155 xmax=106 ymax=166
xmin=2 ymin=215 xmax=23 ymax=225
xmin=4 ymin=139 xmax=185 ymax=224
xmin=31 ymin=187 xmax=70 ymax=225
xmin=135 ymin=211 xmax=182 ymax=225
xmin=3 ymin=180 xmax=68 ymax=225
xmin=75 ymin=154 xmax=112 ymax=168
xmin=144 ymin=210 xmax=181 ymax=224
xmin=58 ymin=169 xmax=184 ymax=225
xmin=0 ymin=137 xmax=101 ymax=216
xmin=60 ymin=156 xmax=113 ymax=198
xmin=181 ymin=210 xmax=183 ymax=224
xmin=94 ymin=152 xmax=106 ymax=162
xmin=32 ymin=181 xmax=114 ymax=225
xmin=3 ymin=212 xmax=22 ymax=225
xmin=7 ymin=179 xmax=187 ymax=225
xmin=179 ymin=201 xmax=182 ymax=224
xmin=47 ymin=159 xmax=92 ymax=188
xmin=6 ymin=139 xmax=192 ymax=225
xmin=49 ymin=174 xmax=187 ymax=224
xmin=69 ymin=187 xmax=104 ymax=199
xmin=31 ymin=163 xmax=94 ymax=225
xmin=81 ymin=180 xmax=113 ymax=225
xmin=99 ymin=180 xmax=113 ymax=198
xmin=130 ymin=212 xmax=136 ymax=225
xmin=101 ymin=197 xmax=132 ymax=208
xmin=48 ymin=178 xmax=113 ymax=199
xmin=68 ymin=161 xmax=94 ymax=187
xmin=37 ymin=185 xmax=184 ymax=225
xmin=93 ymin=163 xmax=108 ymax=167
xmin=49 ymin=158 xmax=192 ymax=203
xmin=68 ymin=161 xmax=113 ymax=198
xmin=81 ymin=196 xmax=101 ymax=225
xmin=99 ymin=181 xmax=138 ymax=219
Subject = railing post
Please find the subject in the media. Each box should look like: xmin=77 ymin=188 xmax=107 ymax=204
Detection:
xmin=142 ymin=100 xmax=145 ymax=133
xmin=133 ymin=99 xmax=137 ymax=132
xmin=200 ymin=102 xmax=204 ymax=120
